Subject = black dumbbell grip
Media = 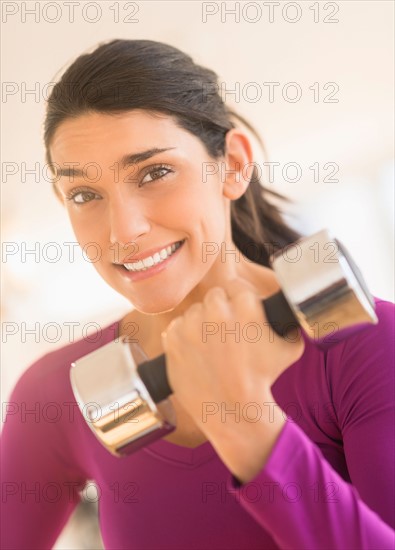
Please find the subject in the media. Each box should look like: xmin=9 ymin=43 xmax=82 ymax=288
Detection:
xmin=137 ymin=290 xmax=297 ymax=404
xmin=137 ymin=352 xmax=174 ymax=405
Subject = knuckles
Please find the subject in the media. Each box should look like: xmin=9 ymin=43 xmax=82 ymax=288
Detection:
xmin=203 ymin=286 xmax=228 ymax=306
xmin=183 ymin=302 xmax=203 ymax=321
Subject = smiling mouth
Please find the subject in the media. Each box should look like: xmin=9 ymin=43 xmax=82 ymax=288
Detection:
xmin=121 ymin=239 xmax=186 ymax=272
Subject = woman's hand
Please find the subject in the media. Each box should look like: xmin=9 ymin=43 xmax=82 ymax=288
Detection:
xmin=161 ymin=278 xmax=305 ymax=483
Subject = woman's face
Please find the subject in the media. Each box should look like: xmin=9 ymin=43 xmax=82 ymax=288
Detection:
xmin=50 ymin=110 xmax=253 ymax=314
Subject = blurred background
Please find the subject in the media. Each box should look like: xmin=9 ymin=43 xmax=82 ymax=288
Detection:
xmin=1 ymin=1 xmax=394 ymax=548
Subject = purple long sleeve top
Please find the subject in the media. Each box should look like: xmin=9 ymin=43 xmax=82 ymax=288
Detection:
xmin=1 ymin=296 xmax=394 ymax=549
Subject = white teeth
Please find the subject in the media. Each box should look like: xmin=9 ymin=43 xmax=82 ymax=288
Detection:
xmin=142 ymin=257 xmax=154 ymax=268
xmin=153 ymin=252 xmax=161 ymax=264
xmin=123 ymin=240 xmax=183 ymax=272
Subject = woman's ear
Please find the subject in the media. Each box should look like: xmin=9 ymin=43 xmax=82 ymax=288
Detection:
xmin=222 ymin=128 xmax=255 ymax=200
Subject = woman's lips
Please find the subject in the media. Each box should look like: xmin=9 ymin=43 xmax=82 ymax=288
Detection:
xmin=121 ymin=239 xmax=183 ymax=263
xmin=115 ymin=239 xmax=185 ymax=282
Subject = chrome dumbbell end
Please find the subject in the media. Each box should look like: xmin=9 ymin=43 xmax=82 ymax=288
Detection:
xmin=269 ymin=228 xmax=378 ymax=349
xmin=70 ymin=340 xmax=176 ymax=457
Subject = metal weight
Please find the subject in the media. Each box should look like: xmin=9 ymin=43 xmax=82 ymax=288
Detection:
xmin=70 ymin=228 xmax=378 ymax=456
xmin=70 ymin=340 xmax=177 ymax=457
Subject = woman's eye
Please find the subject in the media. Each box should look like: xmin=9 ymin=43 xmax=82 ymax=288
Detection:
xmin=66 ymin=191 xmax=100 ymax=205
xmin=140 ymin=166 xmax=173 ymax=186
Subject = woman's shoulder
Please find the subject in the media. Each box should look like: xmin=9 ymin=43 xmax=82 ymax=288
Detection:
xmin=324 ymin=296 xmax=394 ymax=419
xmin=7 ymin=319 xmax=120 ymax=404
xmin=273 ymin=296 xmax=394 ymax=415
xmin=374 ymin=295 xmax=395 ymax=320
xmin=328 ymin=295 xmax=394 ymax=364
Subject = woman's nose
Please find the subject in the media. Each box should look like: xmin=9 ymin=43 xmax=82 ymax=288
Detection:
xmin=108 ymin=194 xmax=151 ymax=249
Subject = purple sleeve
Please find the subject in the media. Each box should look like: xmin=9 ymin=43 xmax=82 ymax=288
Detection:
xmin=0 ymin=359 xmax=87 ymax=550
xmin=227 ymin=299 xmax=395 ymax=549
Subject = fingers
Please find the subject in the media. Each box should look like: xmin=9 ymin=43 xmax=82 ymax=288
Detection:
xmin=202 ymin=278 xmax=260 ymax=309
xmin=220 ymin=278 xmax=264 ymax=320
xmin=163 ymin=277 xmax=264 ymax=343
xmin=161 ymin=315 xmax=182 ymax=343
xmin=202 ymin=286 xmax=229 ymax=312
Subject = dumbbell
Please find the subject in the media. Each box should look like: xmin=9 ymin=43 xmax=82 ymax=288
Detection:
xmin=70 ymin=228 xmax=378 ymax=457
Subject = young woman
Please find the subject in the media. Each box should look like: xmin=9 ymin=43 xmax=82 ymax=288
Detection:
xmin=1 ymin=39 xmax=394 ymax=550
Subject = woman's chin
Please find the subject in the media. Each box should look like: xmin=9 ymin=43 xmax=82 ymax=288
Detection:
xmin=130 ymin=296 xmax=183 ymax=315
xmin=139 ymin=304 xmax=178 ymax=315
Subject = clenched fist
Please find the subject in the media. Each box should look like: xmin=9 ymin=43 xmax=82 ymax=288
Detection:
xmin=161 ymin=277 xmax=305 ymax=483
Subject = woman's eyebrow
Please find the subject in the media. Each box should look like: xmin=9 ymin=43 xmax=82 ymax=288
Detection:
xmin=120 ymin=147 xmax=176 ymax=167
xmin=56 ymin=147 xmax=177 ymax=178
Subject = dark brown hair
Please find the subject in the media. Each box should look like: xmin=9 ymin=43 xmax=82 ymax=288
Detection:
xmin=44 ymin=39 xmax=302 ymax=267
